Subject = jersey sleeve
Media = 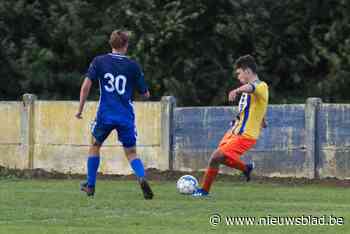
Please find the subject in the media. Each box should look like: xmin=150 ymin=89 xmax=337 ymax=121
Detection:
xmin=86 ymin=57 xmax=99 ymax=81
xmin=250 ymin=81 xmax=268 ymax=101
xmin=135 ymin=63 xmax=148 ymax=94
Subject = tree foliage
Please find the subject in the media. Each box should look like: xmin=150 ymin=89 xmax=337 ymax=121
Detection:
xmin=1 ymin=0 xmax=349 ymax=105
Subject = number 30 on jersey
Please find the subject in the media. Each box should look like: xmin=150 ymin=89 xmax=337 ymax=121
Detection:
xmin=103 ymin=73 xmax=127 ymax=95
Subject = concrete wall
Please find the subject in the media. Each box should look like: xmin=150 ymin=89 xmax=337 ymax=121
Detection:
xmin=317 ymin=104 xmax=350 ymax=179
xmin=0 ymin=95 xmax=170 ymax=175
xmin=247 ymin=105 xmax=308 ymax=178
xmin=172 ymin=100 xmax=350 ymax=179
xmin=0 ymin=102 xmax=24 ymax=168
xmin=173 ymin=105 xmax=309 ymax=177
xmin=33 ymin=101 xmax=164 ymax=174
xmin=1 ymin=95 xmax=350 ymax=179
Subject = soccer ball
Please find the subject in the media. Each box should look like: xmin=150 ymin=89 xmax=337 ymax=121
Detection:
xmin=176 ymin=175 xmax=198 ymax=194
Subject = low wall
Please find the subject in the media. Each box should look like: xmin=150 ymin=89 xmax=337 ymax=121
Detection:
xmin=33 ymin=101 xmax=164 ymax=174
xmin=317 ymin=104 xmax=350 ymax=179
xmin=0 ymin=95 xmax=173 ymax=175
xmin=172 ymin=100 xmax=350 ymax=179
xmin=1 ymin=95 xmax=350 ymax=179
xmin=0 ymin=102 xmax=24 ymax=168
xmin=173 ymin=105 xmax=310 ymax=177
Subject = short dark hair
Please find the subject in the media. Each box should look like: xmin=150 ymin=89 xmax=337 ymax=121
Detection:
xmin=109 ymin=30 xmax=129 ymax=49
xmin=234 ymin=55 xmax=257 ymax=73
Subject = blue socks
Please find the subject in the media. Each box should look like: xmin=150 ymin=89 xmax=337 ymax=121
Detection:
xmin=87 ymin=155 xmax=100 ymax=187
xmin=87 ymin=156 xmax=145 ymax=186
xmin=130 ymin=158 xmax=145 ymax=179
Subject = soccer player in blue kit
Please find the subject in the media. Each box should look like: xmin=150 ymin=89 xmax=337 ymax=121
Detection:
xmin=75 ymin=30 xmax=153 ymax=199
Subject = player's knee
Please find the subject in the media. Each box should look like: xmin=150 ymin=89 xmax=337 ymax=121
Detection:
xmin=209 ymin=156 xmax=219 ymax=167
xmin=209 ymin=150 xmax=225 ymax=167
xmin=209 ymin=157 xmax=224 ymax=167
xmin=209 ymin=159 xmax=219 ymax=168
xmin=89 ymin=141 xmax=101 ymax=155
xmin=124 ymin=146 xmax=137 ymax=161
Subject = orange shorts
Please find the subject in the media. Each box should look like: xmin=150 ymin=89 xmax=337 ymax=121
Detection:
xmin=218 ymin=131 xmax=256 ymax=161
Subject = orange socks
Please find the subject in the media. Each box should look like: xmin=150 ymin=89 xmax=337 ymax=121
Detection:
xmin=202 ymin=168 xmax=219 ymax=193
xmin=224 ymin=157 xmax=247 ymax=172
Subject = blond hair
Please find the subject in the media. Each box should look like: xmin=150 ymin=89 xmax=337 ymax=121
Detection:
xmin=109 ymin=30 xmax=129 ymax=49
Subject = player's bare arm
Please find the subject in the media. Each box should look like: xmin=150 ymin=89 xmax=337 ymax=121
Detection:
xmin=228 ymin=83 xmax=254 ymax=102
xmin=75 ymin=78 xmax=92 ymax=119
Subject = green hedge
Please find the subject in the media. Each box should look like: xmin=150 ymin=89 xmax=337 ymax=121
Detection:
xmin=1 ymin=0 xmax=349 ymax=105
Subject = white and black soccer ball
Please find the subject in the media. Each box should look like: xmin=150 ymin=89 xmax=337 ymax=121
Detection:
xmin=176 ymin=175 xmax=198 ymax=195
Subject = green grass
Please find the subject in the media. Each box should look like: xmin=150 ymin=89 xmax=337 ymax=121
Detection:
xmin=0 ymin=179 xmax=349 ymax=234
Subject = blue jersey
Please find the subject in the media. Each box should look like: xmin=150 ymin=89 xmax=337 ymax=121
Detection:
xmin=86 ymin=52 xmax=148 ymax=125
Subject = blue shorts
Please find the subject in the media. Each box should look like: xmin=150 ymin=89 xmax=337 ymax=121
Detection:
xmin=91 ymin=121 xmax=137 ymax=148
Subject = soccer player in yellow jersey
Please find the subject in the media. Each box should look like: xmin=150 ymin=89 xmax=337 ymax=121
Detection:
xmin=193 ymin=55 xmax=269 ymax=197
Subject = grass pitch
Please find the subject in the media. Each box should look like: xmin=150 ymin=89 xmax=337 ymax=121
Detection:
xmin=0 ymin=179 xmax=349 ymax=234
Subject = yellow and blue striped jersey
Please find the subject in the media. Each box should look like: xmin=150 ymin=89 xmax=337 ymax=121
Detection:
xmin=233 ymin=79 xmax=269 ymax=139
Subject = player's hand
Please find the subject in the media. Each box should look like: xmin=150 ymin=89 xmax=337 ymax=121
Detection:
xmin=228 ymin=89 xmax=238 ymax=102
xmin=75 ymin=112 xmax=83 ymax=119
xmin=143 ymin=91 xmax=150 ymax=99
